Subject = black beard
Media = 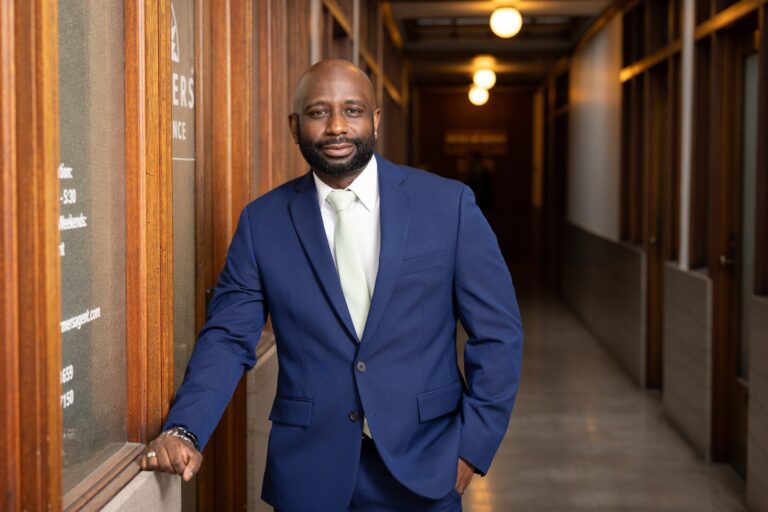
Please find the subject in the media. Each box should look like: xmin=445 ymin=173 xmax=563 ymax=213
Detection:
xmin=298 ymin=132 xmax=376 ymax=177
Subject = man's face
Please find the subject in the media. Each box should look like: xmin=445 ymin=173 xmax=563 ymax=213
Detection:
xmin=290 ymin=66 xmax=381 ymax=177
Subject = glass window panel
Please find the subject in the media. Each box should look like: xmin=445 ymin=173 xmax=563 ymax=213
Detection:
xmin=58 ymin=0 xmax=127 ymax=492
xmin=739 ymin=53 xmax=758 ymax=380
xmin=171 ymin=0 xmax=197 ymax=392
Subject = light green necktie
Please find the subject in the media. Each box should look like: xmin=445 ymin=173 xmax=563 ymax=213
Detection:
xmin=327 ymin=190 xmax=373 ymax=437
xmin=326 ymin=189 xmax=370 ymax=340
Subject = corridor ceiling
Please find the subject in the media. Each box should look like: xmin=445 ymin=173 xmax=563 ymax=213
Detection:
xmin=388 ymin=0 xmax=612 ymax=86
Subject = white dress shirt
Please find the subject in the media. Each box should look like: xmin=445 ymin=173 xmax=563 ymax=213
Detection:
xmin=313 ymin=157 xmax=380 ymax=299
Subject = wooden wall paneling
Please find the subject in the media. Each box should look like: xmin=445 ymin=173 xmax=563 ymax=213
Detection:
xmin=194 ymin=0 xmax=213 ymax=506
xmin=756 ymin=4 xmax=768 ymax=294
xmin=286 ymin=0 xmax=313 ymax=178
xmin=271 ymin=0 xmax=290 ymax=187
xmin=0 ymin=0 xmax=20 ymax=509
xmin=690 ymin=38 xmax=711 ymax=268
xmin=125 ymin=0 xmax=175 ymax=446
xmin=197 ymin=0 xmax=254 ymax=509
xmin=709 ymin=29 xmax=738 ymax=464
xmin=695 ymin=0 xmax=766 ymax=40
xmin=668 ymin=54 xmax=682 ymax=262
xmin=257 ymin=0 xmax=276 ymax=195
xmin=627 ymin=77 xmax=646 ymax=245
xmin=13 ymin=0 xmax=62 ymax=509
xmin=697 ymin=0 xmax=714 ymax=24
xmin=647 ymin=61 xmax=671 ymax=389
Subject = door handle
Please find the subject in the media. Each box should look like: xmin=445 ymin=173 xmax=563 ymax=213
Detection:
xmin=719 ymin=254 xmax=734 ymax=268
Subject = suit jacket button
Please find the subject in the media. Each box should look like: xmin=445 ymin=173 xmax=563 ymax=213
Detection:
xmin=356 ymin=361 xmax=367 ymax=372
xmin=348 ymin=411 xmax=359 ymax=422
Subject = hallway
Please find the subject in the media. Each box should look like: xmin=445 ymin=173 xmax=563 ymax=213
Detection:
xmin=460 ymin=283 xmax=746 ymax=512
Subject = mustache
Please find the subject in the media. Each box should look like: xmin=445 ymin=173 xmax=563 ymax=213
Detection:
xmin=315 ymin=137 xmax=359 ymax=148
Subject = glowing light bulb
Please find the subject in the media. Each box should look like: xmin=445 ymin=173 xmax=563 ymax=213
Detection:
xmin=473 ymin=68 xmax=497 ymax=89
xmin=469 ymin=86 xmax=489 ymax=106
xmin=490 ymin=7 xmax=523 ymax=38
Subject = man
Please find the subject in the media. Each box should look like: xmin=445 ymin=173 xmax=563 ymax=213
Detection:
xmin=141 ymin=59 xmax=523 ymax=511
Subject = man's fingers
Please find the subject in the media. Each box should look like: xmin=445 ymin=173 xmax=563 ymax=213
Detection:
xmin=142 ymin=444 xmax=159 ymax=470
xmin=155 ymin=445 xmax=174 ymax=473
xmin=182 ymin=451 xmax=203 ymax=481
xmin=170 ymin=448 xmax=187 ymax=475
xmin=141 ymin=436 xmax=202 ymax=479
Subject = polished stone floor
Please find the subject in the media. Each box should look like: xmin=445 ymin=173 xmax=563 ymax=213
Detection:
xmin=458 ymin=282 xmax=746 ymax=512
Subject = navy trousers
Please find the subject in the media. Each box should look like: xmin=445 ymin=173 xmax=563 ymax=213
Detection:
xmin=275 ymin=436 xmax=463 ymax=512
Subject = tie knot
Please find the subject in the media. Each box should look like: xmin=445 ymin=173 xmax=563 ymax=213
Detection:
xmin=326 ymin=189 xmax=357 ymax=213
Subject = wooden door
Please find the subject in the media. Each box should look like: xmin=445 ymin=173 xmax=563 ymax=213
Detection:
xmin=710 ymin=20 xmax=759 ymax=477
xmin=644 ymin=63 xmax=669 ymax=390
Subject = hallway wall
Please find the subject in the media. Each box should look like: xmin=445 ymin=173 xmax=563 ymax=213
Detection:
xmin=749 ymin=297 xmax=768 ymax=510
xmin=557 ymin=3 xmax=768 ymax=510
xmin=567 ymin=14 xmax=622 ymax=242
xmin=560 ymin=12 xmax=647 ymax=385
xmin=562 ymin=224 xmax=645 ymax=385
xmin=662 ymin=264 xmax=712 ymax=458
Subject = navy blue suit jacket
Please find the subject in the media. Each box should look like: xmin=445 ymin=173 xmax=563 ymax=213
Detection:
xmin=164 ymin=154 xmax=523 ymax=511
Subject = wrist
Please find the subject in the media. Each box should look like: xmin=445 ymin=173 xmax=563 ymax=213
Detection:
xmin=162 ymin=426 xmax=200 ymax=451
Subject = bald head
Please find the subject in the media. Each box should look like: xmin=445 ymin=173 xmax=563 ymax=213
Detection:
xmin=293 ymin=59 xmax=377 ymax=114
xmin=288 ymin=59 xmax=381 ymax=183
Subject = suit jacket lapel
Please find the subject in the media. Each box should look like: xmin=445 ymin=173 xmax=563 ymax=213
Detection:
xmin=361 ymin=155 xmax=412 ymax=345
xmin=289 ymin=172 xmax=359 ymax=342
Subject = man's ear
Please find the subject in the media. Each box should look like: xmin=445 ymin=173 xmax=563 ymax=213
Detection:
xmin=373 ymin=109 xmax=381 ymax=139
xmin=288 ymin=113 xmax=300 ymax=144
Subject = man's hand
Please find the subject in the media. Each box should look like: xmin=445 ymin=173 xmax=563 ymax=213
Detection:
xmin=140 ymin=434 xmax=203 ymax=482
xmin=455 ymin=457 xmax=475 ymax=494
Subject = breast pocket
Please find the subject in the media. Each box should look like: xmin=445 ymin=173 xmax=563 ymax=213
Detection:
xmin=398 ymin=250 xmax=445 ymax=277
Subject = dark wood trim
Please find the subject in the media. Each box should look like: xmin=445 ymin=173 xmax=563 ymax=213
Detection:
xmin=0 ymin=0 xmax=20 ymax=509
xmin=576 ymin=0 xmax=638 ymax=54
xmin=695 ymin=0 xmax=766 ymax=40
xmin=709 ymin=31 xmax=729 ymax=460
xmin=381 ymin=1 xmax=404 ymax=50
xmin=13 ymin=0 xmax=63 ymax=509
xmin=360 ymin=45 xmax=381 ymax=77
xmin=548 ymin=105 xmax=570 ymax=121
xmin=644 ymin=61 xmax=671 ymax=389
xmin=690 ymin=37 xmax=712 ymax=268
xmin=620 ymin=41 xmax=682 ymax=82
xmin=323 ymin=0 xmax=354 ymax=39
xmin=756 ymin=5 xmax=768 ymax=295
xmin=125 ymin=0 xmax=175 ymax=446
xmin=383 ymin=76 xmax=402 ymax=105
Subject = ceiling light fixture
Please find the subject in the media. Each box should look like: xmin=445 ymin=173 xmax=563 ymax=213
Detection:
xmin=490 ymin=7 xmax=523 ymax=38
xmin=473 ymin=68 xmax=497 ymax=89
xmin=469 ymin=86 xmax=489 ymax=106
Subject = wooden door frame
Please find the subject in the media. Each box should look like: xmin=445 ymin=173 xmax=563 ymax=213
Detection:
xmin=2 ymin=1 xmax=62 ymax=509
xmin=709 ymin=18 xmax=759 ymax=475
xmin=643 ymin=65 xmax=664 ymax=390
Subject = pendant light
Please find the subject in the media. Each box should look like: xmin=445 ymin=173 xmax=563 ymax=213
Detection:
xmin=490 ymin=7 xmax=523 ymax=38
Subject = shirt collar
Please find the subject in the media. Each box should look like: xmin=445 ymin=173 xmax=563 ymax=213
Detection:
xmin=313 ymin=156 xmax=378 ymax=212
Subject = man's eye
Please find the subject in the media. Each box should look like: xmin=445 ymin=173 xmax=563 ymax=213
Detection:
xmin=309 ymin=110 xmax=328 ymax=118
xmin=346 ymin=108 xmax=363 ymax=116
